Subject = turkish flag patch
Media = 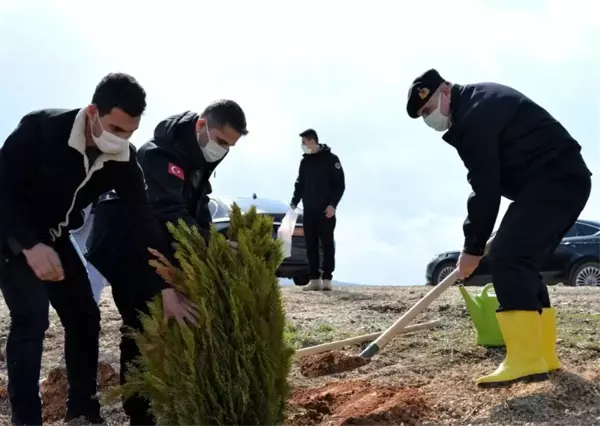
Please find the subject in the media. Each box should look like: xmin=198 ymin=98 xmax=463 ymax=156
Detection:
xmin=168 ymin=163 xmax=185 ymax=180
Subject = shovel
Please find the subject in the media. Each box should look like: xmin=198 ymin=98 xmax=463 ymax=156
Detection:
xmin=293 ymin=319 xmax=441 ymax=360
xmin=359 ymin=236 xmax=495 ymax=358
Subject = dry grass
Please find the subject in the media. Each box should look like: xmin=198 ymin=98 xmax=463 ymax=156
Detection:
xmin=1 ymin=284 xmax=600 ymax=425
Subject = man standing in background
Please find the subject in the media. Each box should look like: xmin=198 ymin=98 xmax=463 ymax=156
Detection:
xmin=290 ymin=129 xmax=345 ymax=291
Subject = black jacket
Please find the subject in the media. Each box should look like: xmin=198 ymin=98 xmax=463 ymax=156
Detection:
xmin=291 ymin=144 xmax=345 ymax=213
xmin=137 ymin=110 xmax=224 ymax=241
xmin=0 ymin=108 xmax=166 ymax=259
xmin=86 ymin=111 xmax=223 ymax=282
xmin=442 ymin=83 xmax=592 ymax=256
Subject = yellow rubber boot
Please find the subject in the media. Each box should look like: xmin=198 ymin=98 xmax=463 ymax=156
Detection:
xmin=541 ymin=307 xmax=561 ymax=371
xmin=476 ymin=310 xmax=549 ymax=387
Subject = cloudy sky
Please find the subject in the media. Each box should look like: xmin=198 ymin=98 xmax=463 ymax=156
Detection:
xmin=1 ymin=0 xmax=598 ymax=286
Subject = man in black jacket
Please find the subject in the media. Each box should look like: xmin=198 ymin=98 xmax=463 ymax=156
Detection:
xmin=0 ymin=73 xmax=172 ymax=425
xmin=86 ymin=99 xmax=248 ymax=425
xmin=290 ymin=129 xmax=345 ymax=291
xmin=406 ymin=69 xmax=592 ymax=387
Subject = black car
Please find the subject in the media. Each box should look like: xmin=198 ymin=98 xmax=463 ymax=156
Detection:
xmin=208 ymin=195 xmax=316 ymax=287
xmin=426 ymin=219 xmax=600 ymax=287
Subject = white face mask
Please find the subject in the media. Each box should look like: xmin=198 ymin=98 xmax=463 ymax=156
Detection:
xmin=423 ymin=93 xmax=450 ymax=132
xmin=91 ymin=114 xmax=130 ymax=154
xmin=199 ymin=125 xmax=228 ymax=162
xmin=301 ymin=144 xmax=312 ymax=154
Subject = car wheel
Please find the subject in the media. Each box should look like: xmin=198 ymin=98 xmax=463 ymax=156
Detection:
xmin=431 ymin=261 xmax=456 ymax=286
xmin=569 ymin=261 xmax=600 ymax=287
xmin=292 ymin=274 xmax=310 ymax=287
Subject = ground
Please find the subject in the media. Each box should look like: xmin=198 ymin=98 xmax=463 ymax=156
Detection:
xmin=1 ymin=285 xmax=599 ymax=425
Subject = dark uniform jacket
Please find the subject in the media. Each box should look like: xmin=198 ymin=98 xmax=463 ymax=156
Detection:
xmin=443 ymin=83 xmax=592 ymax=256
xmin=136 ymin=110 xmax=224 ymax=240
xmin=86 ymin=111 xmax=224 ymax=288
xmin=290 ymin=144 xmax=346 ymax=214
xmin=0 ymin=108 xmax=166 ymax=261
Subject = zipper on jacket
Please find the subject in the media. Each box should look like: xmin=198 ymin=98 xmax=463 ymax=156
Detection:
xmin=49 ymin=157 xmax=108 ymax=242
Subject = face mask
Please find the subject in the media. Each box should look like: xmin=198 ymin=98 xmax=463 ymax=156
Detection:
xmin=301 ymin=144 xmax=311 ymax=154
xmin=199 ymin=125 xmax=228 ymax=162
xmin=423 ymin=93 xmax=450 ymax=132
xmin=91 ymin=114 xmax=130 ymax=154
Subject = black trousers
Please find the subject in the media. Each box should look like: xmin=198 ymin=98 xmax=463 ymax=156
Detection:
xmin=489 ymin=169 xmax=592 ymax=312
xmin=303 ymin=212 xmax=336 ymax=280
xmin=86 ymin=200 xmax=158 ymax=425
xmin=108 ymin=262 xmax=157 ymax=426
xmin=0 ymin=237 xmax=101 ymax=426
xmin=87 ymin=241 xmax=155 ymax=423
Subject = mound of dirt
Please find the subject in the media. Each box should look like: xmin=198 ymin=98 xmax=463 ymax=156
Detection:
xmin=97 ymin=361 xmax=119 ymax=389
xmin=41 ymin=366 xmax=69 ymax=422
xmin=40 ymin=361 xmax=118 ymax=423
xmin=0 ymin=379 xmax=7 ymax=399
xmin=287 ymin=379 xmax=429 ymax=425
xmin=299 ymin=351 xmax=371 ymax=378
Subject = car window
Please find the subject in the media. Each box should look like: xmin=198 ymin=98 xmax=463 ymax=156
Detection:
xmin=208 ymin=200 xmax=219 ymax=219
xmin=576 ymin=223 xmax=600 ymax=237
xmin=215 ymin=202 xmax=230 ymax=220
xmin=219 ymin=197 xmax=290 ymax=214
xmin=563 ymin=225 xmax=578 ymax=238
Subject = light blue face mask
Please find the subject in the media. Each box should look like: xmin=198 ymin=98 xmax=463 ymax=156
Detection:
xmin=91 ymin=112 xmax=130 ymax=154
xmin=423 ymin=93 xmax=450 ymax=132
xmin=199 ymin=125 xmax=228 ymax=162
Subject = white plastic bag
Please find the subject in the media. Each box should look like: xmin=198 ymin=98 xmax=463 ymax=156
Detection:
xmin=70 ymin=206 xmax=109 ymax=304
xmin=277 ymin=208 xmax=299 ymax=258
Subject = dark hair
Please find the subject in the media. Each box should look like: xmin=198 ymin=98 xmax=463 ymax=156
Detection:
xmin=92 ymin=73 xmax=147 ymax=118
xmin=201 ymin=99 xmax=248 ymax=136
xmin=299 ymin=128 xmax=318 ymax=143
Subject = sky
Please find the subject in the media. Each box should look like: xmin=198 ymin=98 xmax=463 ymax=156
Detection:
xmin=0 ymin=0 xmax=598 ymax=286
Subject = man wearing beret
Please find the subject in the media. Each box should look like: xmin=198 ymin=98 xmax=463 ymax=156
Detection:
xmin=407 ymin=69 xmax=592 ymax=386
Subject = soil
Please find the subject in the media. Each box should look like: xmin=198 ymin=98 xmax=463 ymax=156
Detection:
xmin=299 ymin=352 xmax=371 ymax=378
xmin=288 ymin=379 xmax=429 ymax=425
xmin=0 ymin=284 xmax=599 ymax=425
xmin=1 ymin=361 xmax=118 ymax=423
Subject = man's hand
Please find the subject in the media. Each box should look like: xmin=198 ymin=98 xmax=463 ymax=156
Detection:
xmin=227 ymin=240 xmax=239 ymax=250
xmin=325 ymin=205 xmax=336 ymax=219
xmin=23 ymin=243 xmax=64 ymax=281
xmin=456 ymin=251 xmax=482 ymax=280
xmin=161 ymin=288 xmax=200 ymax=327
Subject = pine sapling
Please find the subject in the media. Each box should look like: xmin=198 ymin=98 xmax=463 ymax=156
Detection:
xmin=115 ymin=203 xmax=295 ymax=425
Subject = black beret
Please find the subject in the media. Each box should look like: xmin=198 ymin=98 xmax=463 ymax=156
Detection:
xmin=406 ymin=69 xmax=446 ymax=119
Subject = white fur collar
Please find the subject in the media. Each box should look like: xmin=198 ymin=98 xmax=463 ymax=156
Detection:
xmin=67 ymin=108 xmax=130 ymax=163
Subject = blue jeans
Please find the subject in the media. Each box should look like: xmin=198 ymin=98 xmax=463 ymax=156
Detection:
xmin=0 ymin=237 xmax=101 ymax=425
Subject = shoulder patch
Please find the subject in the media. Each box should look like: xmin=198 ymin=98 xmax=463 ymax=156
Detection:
xmin=168 ymin=162 xmax=185 ymax=180
xmin=334 ymin=162 xmax=342 ymax=169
